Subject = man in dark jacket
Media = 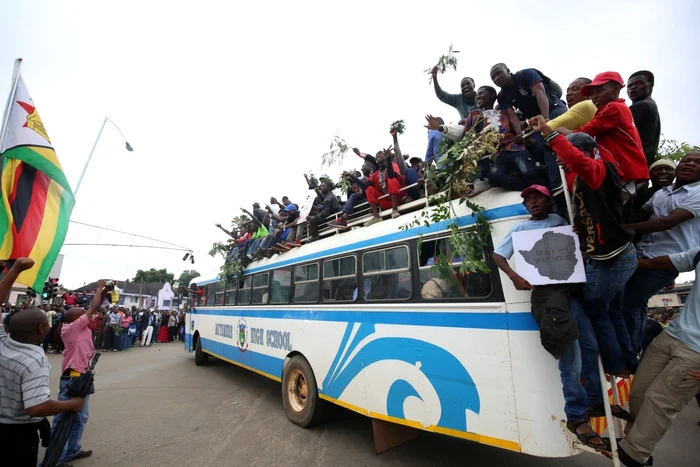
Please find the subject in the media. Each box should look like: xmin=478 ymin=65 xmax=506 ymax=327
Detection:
xmin=492 ymin=185 xmax=609 ymax=451
xmin=307 ymin=180 xmax=340 ymax=242
xmin=531 ymin=115 xmax=639 ymax=378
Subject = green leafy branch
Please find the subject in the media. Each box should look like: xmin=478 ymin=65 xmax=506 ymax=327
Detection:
xmin=424 ymin=44 xmax=459 ymax=84
xmin=657 ymin=136 xmax=700 ymax=162
xmin=390 ymin=119 xmax=406 ymax=134
xmin=401 ymin=116 xmax=502 ymax=274
xmin=208 ymin=241 xmax=244 ymax=284
xmin=322 ymin=135 xmax=351 ymax=167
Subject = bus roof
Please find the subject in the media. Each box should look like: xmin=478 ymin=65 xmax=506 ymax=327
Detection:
xmin=196 ymin=189 xmax=528 ymax=285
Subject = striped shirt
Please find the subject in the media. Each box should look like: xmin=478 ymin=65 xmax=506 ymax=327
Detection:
xmin=0 ymin=324 xmax=51 ymax=424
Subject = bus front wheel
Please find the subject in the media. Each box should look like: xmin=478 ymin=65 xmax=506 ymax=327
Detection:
xmin=195 ymin=336 xmax=208 ymax=366
xmin=282 ymin=356 xmax=322 ymax=427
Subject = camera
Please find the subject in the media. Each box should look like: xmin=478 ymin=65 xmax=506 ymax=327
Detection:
xmin=105 ymin=280 xmax=115 ymax=292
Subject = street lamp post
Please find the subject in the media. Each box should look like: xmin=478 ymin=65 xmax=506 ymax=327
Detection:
xmin=73 ymin=116 xmax=133 ymax=197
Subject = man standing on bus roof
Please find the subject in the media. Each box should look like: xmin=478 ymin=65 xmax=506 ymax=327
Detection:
xmin=492 ymin=185 xmax=613 ymax=451
xmin=617 ymin=247 xmax=700 ymax=467
xmin=490 ymin=63 xmax=567 ymax=191
xmin=628 ymin=70 xmax=661 ymax=166
xmin=430 ymin=66 xmax=477 ymax=119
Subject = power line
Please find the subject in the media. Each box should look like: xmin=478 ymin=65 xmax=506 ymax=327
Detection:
xmin=68 ymin=220 xmax=192 ymax=252
xmin=62 ymin=243 xmax=190 ymax=252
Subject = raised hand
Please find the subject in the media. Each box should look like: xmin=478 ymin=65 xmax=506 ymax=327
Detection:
xmin=424 ymin=115 xmax=441 ymax=131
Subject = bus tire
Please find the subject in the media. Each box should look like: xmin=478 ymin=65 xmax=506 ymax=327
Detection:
xmin=195 ymin=336 xmax=208 ymax=366
xmin=282 ymin=355 xmax=322 ymax=428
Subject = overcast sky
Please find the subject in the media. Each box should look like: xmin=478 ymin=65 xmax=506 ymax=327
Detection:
xmin=1 ymin=0 xmax=698 ymax=288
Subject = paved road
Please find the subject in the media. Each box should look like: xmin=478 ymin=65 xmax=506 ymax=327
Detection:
xmin=41 ymin=344 xmax=698 ymax=467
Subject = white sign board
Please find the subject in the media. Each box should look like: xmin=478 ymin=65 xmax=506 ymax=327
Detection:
xmin=512 ymin=226 xmax=586 ymax=286
xmin=297 ymin=193 xmax=317 ymax=220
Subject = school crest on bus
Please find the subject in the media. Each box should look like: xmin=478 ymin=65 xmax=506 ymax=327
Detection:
xmin=237 ymin=318 xmax=249 ymax=352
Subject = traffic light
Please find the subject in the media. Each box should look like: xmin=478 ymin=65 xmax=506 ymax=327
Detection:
xmin=49 ymin=277 xmax=59 ymax=299
xmin=42 ymin=281 xmax=50 ymax=299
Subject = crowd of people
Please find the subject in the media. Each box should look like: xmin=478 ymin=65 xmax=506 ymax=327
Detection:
xmin=214 ymin=65 xmax=664 ymax=267
xmin=489 ymin=105 xmax=697 ymax=466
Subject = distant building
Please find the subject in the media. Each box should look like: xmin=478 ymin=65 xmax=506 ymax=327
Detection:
xmin=648 ymin=281 xmax=693 ymax=310
xmin=75 ymin=280 xmax=178 ymax=310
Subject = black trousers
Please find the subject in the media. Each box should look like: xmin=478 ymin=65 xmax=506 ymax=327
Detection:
xmin=168 ymin=326 xmax=176 ymax=342
xmin=0 ymin=422 xmax=40 ymax=467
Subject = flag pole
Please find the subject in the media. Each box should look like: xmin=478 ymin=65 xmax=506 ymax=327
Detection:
xmin=0 ymin=58 xmax=23 ymax=153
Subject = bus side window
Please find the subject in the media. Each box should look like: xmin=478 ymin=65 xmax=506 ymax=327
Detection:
xmin=252 ymin=273 xmax=269 ymax=305
xmin=237 ymin=276 xmax=252 ymax=305
xmin=418 ymin=234 xmax=493 ymax=300
xmin=362 ymin=245 xmax=411 ymax=301
xmin=205 ymin=284 xmax=216 ymax=306
xmin=270 ymin=268 xmax=291 ymax=304
xmin=225 ymin=279 xmax=236 ymax=305
xmin=215 ymin=281 xmax=225 ymax=305
xmin=293 ymin=263 xmax=319 ymax=303
xmin=323 ymin=256 xmax=357 ymax=302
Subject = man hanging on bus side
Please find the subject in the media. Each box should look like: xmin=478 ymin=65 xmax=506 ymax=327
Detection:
xmin=492 ymin=184 xmax=616 ymax=452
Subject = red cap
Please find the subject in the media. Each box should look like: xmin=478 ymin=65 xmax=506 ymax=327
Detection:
xmin=581 ymin=71 xmax=625 ymax=96
xmin=521 ymin=184 xmax=551 ymax=199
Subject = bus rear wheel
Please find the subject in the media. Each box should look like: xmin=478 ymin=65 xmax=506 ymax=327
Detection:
xmin=282 ymin=356 xmax=322 ymax=427
xmin=195 ymin=336 xmax=208 ymax=366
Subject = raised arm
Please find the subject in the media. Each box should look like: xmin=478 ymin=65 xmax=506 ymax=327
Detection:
xmin=0 ymin=258 xmax=35 ymax=303
xmin=391 ymin=129 xmax=408 ymax=175
xmin=215 ymin=223 xmax=236 ymax=238
xmin=240 ymin=208 xmax=263 ymax=228
xmin=432 ymin=66 xmax=459 ymax=108
xmin=87 ymin=280 xmax=107 ymax=319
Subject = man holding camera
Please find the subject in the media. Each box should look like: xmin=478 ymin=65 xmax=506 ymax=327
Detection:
xmin=50 ymin=279 xmax=109 ymax=464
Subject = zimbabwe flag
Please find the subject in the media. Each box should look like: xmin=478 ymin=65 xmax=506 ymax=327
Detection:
xmin=0 ymin=72 xmax=74 ymax=291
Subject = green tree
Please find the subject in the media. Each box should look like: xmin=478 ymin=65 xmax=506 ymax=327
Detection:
xmin=231 ymin=214 xmax=250 ymax=230
xmin=133 ymin=268 xmax=174 ymax=284
xmin=175 ymin=269 xmax=200 ymax=295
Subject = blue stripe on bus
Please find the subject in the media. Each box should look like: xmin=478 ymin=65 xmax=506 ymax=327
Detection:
xmin=197 ymin=203 xmax=529 ymax=282
xmin=192 ymin=308 xmax=539 ymax=331
xmin=200 ymin=337 xmax=284 ymax=378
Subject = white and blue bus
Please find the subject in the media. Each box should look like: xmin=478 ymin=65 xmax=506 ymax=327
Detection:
xmin=185 ymin=189 xmax=609 ymax=459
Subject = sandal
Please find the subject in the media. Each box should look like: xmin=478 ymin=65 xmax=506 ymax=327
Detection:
xmin=589 ymin=404 xmax=635 ymax=422
xmin=566 ymin=421 xmax=611 ymax=452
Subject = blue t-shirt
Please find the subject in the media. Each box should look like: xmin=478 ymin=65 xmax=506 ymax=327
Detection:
xmin=666 ymin=247 xmax=700 ymax=353
xmin=494 ymin=214 xmax=568 ymax=260
xmin=496 ymin=68 xmax=565 ymax=118
xmin=426 ymin=129 xmax=444 ymax=163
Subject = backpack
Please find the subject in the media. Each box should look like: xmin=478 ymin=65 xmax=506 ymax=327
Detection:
xmin=520 ymin=68 xmax=563 ymax=99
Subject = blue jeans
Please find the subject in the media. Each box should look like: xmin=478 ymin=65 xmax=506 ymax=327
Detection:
xmin=531 ymin=105 xmax=567 ymax=188
xmin=620 ymin=269 xmax=678 ymax=352
xmin=487 ymin=150 xmax=544 ymax=191
xmin=559 ymin=295 xmax=603 ymax=423
xmin=582 ymin=244 xmax=639 ymax=374
xmin=51 ymin=376 xmax=90 ymax=463
xmin=343 ymin=192 xmax=364 ymax=215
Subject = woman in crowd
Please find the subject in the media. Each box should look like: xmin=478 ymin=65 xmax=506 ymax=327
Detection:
xmin=178 ymin=311 xmax=186 ymax=342
xmin=157 ymin=311 xmax=170 ymax=343
xmin=118 ymin=310 xmax=133 ymax=351
xmin=167 ymin=311 xmax=178 ymax=342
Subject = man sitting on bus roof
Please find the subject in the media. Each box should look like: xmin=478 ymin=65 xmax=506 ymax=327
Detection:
xmin=425 ymin=85 xmax=545 ymax=197
xmin=307 ymin=180 xmax=340 ymax=242
xmin=351 ymin=150 xmax=404 ymax=226
xmin=530 ymin=116 xmax=640 ymax=378
xmin=492 ymin=184 xmax=611 ymax=451
xmin=331 ymin=163 xmax=374 ymax=229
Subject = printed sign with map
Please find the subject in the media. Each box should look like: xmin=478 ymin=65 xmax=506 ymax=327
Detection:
xmin=512 ymin=226 xmax=586 ymax=285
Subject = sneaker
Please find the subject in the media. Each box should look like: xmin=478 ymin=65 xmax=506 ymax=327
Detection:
xmin=364 ymin=216 xmax=382 ymax=227
xmin=391 ymin=209 xmax=400 ymax=219
xmin=466 ymin=179 xmax=491 ymax=198
xmin=330 ymin=218 xmax=347 ymax=227
xmin=113 ymin=349 xmax=117 ymax=352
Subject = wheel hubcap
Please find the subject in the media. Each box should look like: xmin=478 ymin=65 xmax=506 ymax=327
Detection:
xmin=287 ymin=369 xmax=308 ymax=413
